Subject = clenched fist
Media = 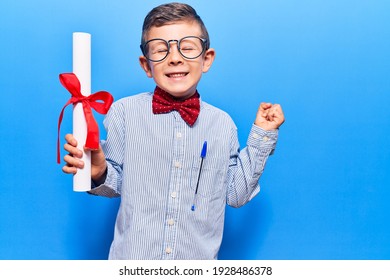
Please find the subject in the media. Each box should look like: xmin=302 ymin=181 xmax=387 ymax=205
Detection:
xmin=255 ymin=102 xmax=285 ymax=131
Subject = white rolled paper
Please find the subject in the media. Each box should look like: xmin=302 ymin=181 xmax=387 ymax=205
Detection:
xmin=73 ymin=32 xmax=91 ymax=192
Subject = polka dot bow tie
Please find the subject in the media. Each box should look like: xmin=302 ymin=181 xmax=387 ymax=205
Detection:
xmin=152 ymin=86 xmax=200 ymax=127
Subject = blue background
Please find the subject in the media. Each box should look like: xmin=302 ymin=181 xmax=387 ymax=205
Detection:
xmin=0 ymin=0 xmax=389 ymax=260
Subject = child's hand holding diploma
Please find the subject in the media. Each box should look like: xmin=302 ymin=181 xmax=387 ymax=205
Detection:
xmin=62 ymin=134 xmax=107 ymax=184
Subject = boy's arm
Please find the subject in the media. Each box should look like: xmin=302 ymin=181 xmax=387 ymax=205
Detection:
xmin=226 ymin=103 xmax=284 ymax=207
xmin=87 ymin=102 xmax=125 ymax=198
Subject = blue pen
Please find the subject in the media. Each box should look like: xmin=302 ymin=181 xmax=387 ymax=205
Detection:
xmin=191 ymin=141 xmax=207 ymax=211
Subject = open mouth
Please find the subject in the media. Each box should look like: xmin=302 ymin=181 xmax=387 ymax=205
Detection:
xmin=166 ymin=72 xmax=188 ymax=78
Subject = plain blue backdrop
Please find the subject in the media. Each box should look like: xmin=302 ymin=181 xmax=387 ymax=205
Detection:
xmin=0 ymin=0 xmax=389 ymax=259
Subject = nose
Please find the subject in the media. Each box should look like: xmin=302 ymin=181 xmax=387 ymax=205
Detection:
xmin=167 ymin=40 xmax=183 ymax=65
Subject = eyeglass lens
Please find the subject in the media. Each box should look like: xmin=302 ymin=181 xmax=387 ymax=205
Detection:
xmin=144 ymin=37 xmax=205 ymax=62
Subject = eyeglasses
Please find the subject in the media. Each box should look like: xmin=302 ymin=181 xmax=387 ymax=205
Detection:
xmin=140 ymin=36 xmax=208 ymax=62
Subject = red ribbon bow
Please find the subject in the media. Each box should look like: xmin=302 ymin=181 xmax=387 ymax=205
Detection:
xmin=57 ymin=73 xmax=114 ymax=163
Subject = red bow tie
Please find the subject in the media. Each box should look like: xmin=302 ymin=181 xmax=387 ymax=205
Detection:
xmin=152 ymin=87 xmax=200 ymax=126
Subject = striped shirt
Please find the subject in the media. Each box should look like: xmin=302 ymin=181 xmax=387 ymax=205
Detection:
xmin=89 ymin=92 xmax=278 ymax=260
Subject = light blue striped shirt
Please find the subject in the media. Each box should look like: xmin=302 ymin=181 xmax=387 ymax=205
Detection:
xmin=89 ymin=92 xmax=278 ymax=260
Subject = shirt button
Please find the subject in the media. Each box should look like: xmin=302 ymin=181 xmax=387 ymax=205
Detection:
xmin=165 ymin=247 xmax=172 ymax=254
xmin=263 ymin=136 xmax=270 ymax=142
xmin=168 ymin=219 xmax=175 ymax=226
xmin=174 ymin=161 xmax=181 ymax=168
xmin=176 ymin=132 xmax=182 ymax=138
xmin=171 ymin=192 xmax=177 ymax=198
xmin=252 ymin=133 xmax=260 ymax=139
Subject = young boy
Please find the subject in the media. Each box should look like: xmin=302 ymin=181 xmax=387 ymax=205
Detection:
xmin=62 ymin=2 xmax=285 ymax=260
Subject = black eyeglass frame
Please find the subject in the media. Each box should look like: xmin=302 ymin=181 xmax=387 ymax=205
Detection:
xmin=140 ymin=36 xmax=208 ymax=62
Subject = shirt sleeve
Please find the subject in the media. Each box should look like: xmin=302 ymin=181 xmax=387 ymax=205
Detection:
xmin=226 ymin=124 xmax=278 ymax=208
xmin=88 ymin=102 xmax=124 ymax=198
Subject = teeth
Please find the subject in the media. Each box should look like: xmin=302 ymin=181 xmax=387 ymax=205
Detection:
xmin=169 ymin=73 xmax=186 ymax=78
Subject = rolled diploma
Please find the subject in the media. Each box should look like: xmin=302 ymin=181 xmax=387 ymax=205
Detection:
xmin=73 ymin=32 xmax=91 ymax=191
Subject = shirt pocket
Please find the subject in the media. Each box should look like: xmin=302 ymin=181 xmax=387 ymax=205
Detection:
xmin=189 ymin=154 xmax=225 ymax=197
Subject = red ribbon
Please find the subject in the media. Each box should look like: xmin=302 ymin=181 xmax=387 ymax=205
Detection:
xmin=57 ymin=73 xmax=114 ymax=163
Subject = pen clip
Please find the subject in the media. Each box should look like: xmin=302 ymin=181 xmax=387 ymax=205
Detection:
xmin=200 ymin=141 xmax=207 ymax=158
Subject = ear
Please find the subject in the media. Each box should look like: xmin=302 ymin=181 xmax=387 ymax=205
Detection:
xmin=202 ymin=48 xmax=216 ymax=73
xmin=139 ymin=56 xmax=153 ymax=78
